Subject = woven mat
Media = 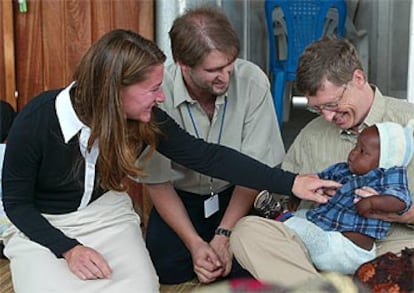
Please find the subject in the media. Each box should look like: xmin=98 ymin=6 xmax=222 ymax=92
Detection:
xmin=0 ymin=258 xmax=13 ymax=293
xmin=160 ymin=278 xmax=202 ymax=292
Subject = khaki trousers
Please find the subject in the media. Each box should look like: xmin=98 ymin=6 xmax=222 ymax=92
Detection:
xmin=4 ymin=191 xmax=159 ymax=293
xmin=230 ymin=216 xmax=319 ymax=286
xmin=231 ymin=215 xmax=414 ymax=287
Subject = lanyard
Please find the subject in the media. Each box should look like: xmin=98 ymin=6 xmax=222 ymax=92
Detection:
xmin=185 ymin=96 xmax=228 ymax=196
xmin=185 ymin=96 xmax=227 ymax=144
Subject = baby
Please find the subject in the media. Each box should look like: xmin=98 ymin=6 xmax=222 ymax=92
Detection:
xmin=254 ymin=120 xmax=414 ymax=274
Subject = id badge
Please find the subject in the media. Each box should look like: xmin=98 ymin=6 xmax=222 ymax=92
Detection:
xmin=204 ymin=194 xmax=219 ymax=218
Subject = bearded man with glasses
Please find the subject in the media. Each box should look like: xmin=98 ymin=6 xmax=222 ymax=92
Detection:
xmin=230 ymin=36 xmax=414 ymax=287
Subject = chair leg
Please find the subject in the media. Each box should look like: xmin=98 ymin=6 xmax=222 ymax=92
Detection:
xmin=282 ymin=81 xmax=293 ymax=123
xmin=272 ymin=71 xmax=286 ymax=128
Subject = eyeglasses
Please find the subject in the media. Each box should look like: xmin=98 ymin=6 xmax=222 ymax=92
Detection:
xmin=306 ymin=84 xmax=348 ymax=114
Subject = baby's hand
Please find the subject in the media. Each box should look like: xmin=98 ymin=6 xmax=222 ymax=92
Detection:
xmin=355 ymin=197 xmax=374 ymax=217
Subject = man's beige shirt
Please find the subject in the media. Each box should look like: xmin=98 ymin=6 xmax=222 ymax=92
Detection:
xmin=140 ymin=59 xmax=285 ymax=195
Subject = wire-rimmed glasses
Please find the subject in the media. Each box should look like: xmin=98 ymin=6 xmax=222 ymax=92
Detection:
xmin=306 ymin=84 xmax=348 ymax=114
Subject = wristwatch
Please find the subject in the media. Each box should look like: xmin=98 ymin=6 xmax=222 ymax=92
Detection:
xmin=215 ymin=227 xmax=232 ymax=237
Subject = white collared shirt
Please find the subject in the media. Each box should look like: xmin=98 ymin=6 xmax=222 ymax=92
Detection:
xmin=55 ymin=82 xmax=99 ymax=210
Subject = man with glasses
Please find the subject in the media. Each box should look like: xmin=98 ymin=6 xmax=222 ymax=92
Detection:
xmin=230 ymin=36 xmax=414 ymax=286
xmin=306 ymin=84 xmax=347 ymax=114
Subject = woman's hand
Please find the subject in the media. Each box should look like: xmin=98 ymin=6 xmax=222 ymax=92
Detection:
xmin=62 ymin=245 xmax=112 ymax=280
xmin=292 ymin=174 xmax=341 ymax=204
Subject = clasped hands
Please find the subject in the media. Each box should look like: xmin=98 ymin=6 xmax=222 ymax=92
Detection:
xmin=190 ymin=234 xmax=232 ymax=284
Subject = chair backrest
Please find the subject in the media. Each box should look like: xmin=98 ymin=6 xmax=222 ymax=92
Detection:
xmin=265 ymin=0 xmax=347 ymax=78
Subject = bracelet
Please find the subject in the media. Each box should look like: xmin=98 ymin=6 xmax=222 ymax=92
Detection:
xmin=215 ymin=227 xmax=232 ymax=237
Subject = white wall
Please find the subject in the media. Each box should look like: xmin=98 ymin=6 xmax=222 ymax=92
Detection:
xmin=355 ymin=0 xmax=411 ymax=100
xmin=155 ymin=0 xmax=268 ymax=70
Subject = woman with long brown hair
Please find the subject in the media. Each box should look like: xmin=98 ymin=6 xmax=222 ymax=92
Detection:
xmin=2 ymin=29 xmax=339 ymax=292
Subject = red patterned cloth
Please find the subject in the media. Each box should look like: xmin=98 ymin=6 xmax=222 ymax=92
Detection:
xmin=229 ymin=278 xmax=286 ymax=293
xmin=353 ymin=247 xmax=414 ymax=293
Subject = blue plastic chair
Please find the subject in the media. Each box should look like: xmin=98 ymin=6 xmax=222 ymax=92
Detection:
xmin=265 ymin=0 xmax=347 ymax=127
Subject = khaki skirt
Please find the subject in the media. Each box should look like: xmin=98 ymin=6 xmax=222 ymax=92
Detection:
xmin=3 ymin=191 xmax=159 ymax=293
